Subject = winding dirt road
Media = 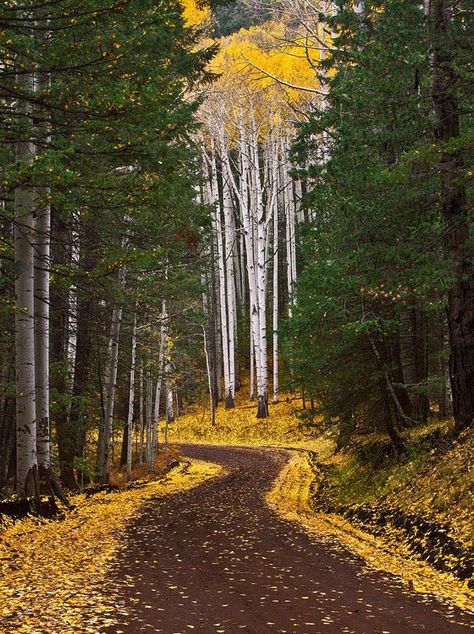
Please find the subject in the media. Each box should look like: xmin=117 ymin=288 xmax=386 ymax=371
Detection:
xmin=105 ymin=445 xmax=473 ymax=634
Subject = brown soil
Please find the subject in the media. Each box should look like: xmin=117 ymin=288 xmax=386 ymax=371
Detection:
xmin=103 ymin=444 xmax=473 ymax=633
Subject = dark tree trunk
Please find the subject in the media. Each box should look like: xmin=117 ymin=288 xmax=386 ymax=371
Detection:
xmin=435 ymin=317 xmax=450 ymax=418
xmin=256 ymin=394 xmax=268 ymax=419
xmin=50 ymin=210 xmax=77 ymax=490
xmin=120 ymin=424 xmax=128 ymax=466
xmin=225 ymin=388 xmax=235 ymax=409
xmin=380 ymin=380 xmax=405 ymax=455
xmin=429 ymin=0 xmax=474 ymax=433
xmin=68 ymin=294 xmax=94 ymax=483
xmin=0 ymin=393 xmax=16 ymax=491
xmin=399 ymin=306 xmax=429 ymax=424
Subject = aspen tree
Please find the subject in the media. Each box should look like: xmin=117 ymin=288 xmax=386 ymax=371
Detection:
xmin=99 ymin=269 xmax=125 ymax=483
xmin=15 ymin=23 xmax=37 ymax=497
xmin=126 ymin=315 xmax=137 ymax=480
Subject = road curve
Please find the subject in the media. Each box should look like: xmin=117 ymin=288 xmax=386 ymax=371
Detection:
xmin=104 ymin=444 xmax=473 ymax=634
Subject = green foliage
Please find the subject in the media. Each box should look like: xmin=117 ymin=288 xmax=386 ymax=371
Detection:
xmin=285 ymin=0 xmax=474 ymax=443
xmin=213 ymin=1 xmax=269 ymax=36
xmin=0 ymin=0 xmax=217 ymax=487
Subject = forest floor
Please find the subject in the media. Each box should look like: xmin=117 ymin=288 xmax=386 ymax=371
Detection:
xmin=1 ymin=392 xmax=473 ymax=633
xmin=0 ymin=459 xmax=222 ymax=634
xmin=164 ymin=386 xmax=474 ymax=613
xmin=103 ymin=444 xmax=473 ymax=633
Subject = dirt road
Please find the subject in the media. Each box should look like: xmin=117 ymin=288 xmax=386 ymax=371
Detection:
xmin=104 ymin=444 xmax=473 ymax=633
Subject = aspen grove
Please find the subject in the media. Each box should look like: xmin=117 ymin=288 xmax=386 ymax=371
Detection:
xmin=0 ymin=0 xmax=473 ymax=502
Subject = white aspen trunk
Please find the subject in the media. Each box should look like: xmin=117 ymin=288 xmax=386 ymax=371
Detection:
xmin=152 ymin=377 xmax=160 ymax=457
xmin=33 ymin=11 xmax=53 ymax=484
xmin=239 ymin=229 xmax=246 ymax=317
xmin=271 ymin=148 xmax=279 ymax=404
xmin=202 ymin=326 xmax=216 ymax=426
xmin=145 ymin=362 xmax=153 ymax=467
xmin=152 ymin=301 xmax=166 ymax=460
xmin=250 ymin=327 xmax=255 ymax=400
xmin=34 ymin=184 xmax=50 ymax=476
xmin=210 ymin=144 xmax=231 ymax=406
xmin=282 ymin=140 xmax=297 ymax=317
xmin=166 ymin=379 xmax=174 ymax=423
xmin=139 ymin=363 xmax=145 ymax=463
xmin=99 ymin=270 xmax=124 ymax=483
xmin=208 ymin=194 xmax=223 ymax=403
xmin=15 ymin=51 xmax=37 ymax=497
xmin=164 ymin=359 xmax=174 ymax=462
xmin=251 ymin=122 xmax=269 ymax=418
xmin=145 ymin=353 xmax=153 ymax=468
xmin=66 ymin=217 xmax=80 ymax=381
xmin=215 ymin=300 xmax=223 ymax=402
xmin=126 ymin=315 xmax=137 ymax=480
xmin=33 ymin=91 xmax=51 ymax=476
xmin=221 ymin=143 xmax=236 ymax=407
xmin=236 ymin=122 xmax=262 ymax=406
xmin=288 ymin=181 xmax=297 ymax=306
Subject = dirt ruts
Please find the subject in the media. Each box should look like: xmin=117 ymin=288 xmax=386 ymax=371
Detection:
xmin=103 ymin=444 xmax=473 ymax=634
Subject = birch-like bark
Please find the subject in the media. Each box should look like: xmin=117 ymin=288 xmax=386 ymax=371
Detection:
xmin=252 ymin=121 xmax=269 ymax=418
xmin=209 ymin=144 xmax=231 ymax=406
xmin=152 ymin=300 xmax=166 ymax=459
xmin=139 ymin=363 xmax=145 ymax=463
xmin=145 ymin=361 xmax=153 ymax=467
xmin=202 ymin=326 xmax=216 ymax=426
xmin=66 ymin=217 xmax=80 ymax=383
xmin=99 ymin=267 xmax=125 ymax=483
xmin=15 ymin=48 xmax=37 ymax=497
xmin=249 ymin=328 xmax=255 ymax=400
xmin=221 ymin=141 xmax=236 ymax=407
xmin=236 ymin=122 xmax=263 ymax=406
xmin=126 ymin=314 xmax=137 ymax=479
xmin=282 ymin=141 xmax=297 ymax=316
xmin=271 ymin=148 xmax=279 ymax=403
xmin=33 ymin=71 xmax=51 ymax=477
xmin=34 ymin=184 xmax=50 ymax=476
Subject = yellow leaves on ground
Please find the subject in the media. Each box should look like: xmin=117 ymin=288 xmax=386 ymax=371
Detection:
xmin=165 ymin=379 xmax=333 ymax=456
xmin=0 ymin=460 xmax=222 ymax=634
xmin=267 ymin=451 xmax=474 ymax=615
xmin=166 ymin=390 xmax=304 ymax=447
xmin=380 ymin=425 xmax=474 ymax=550
xmin=170 ymin=382 xmax=473 ymax=615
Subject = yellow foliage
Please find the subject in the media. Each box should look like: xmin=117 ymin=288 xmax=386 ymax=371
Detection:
xmin=200 ymin=21 xmax=324 ymax=141
xmin=0 ymin=459 xmax=222 ymax=634
xmin=209 ymin=21 xmax=321 ymax=104
xmin=180 ymin=0 xmax=211 ymax=27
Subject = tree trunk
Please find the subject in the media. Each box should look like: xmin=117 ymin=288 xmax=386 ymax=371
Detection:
xmin=67 ymin=222 xmax=95 ymax=489
xmin=125 ymin=314 xmax=137 ymax=479
xmin=145 ymin=361 xmax=153 ymax=467
xmin=14 ymin=53 xmax=37 ymax=497
xmin=33 ymin=69 xmax=52 ymax=484
xmin=429 ymin=0 xmax=474 ymax=433
xmin=202 ymin=326 xmax=216 ymax=426
xmin=221 ymin=154 xmax=236 ymax=407
xmin=98 ymin=268 xmax=125 ymax=483
xmin=139 ymin=363 xmax=145 ymax=464
xmin=272 ymin=147 xmax=279 ymax=404
xmin=210 ymin=145 xmax=232 ymax=408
